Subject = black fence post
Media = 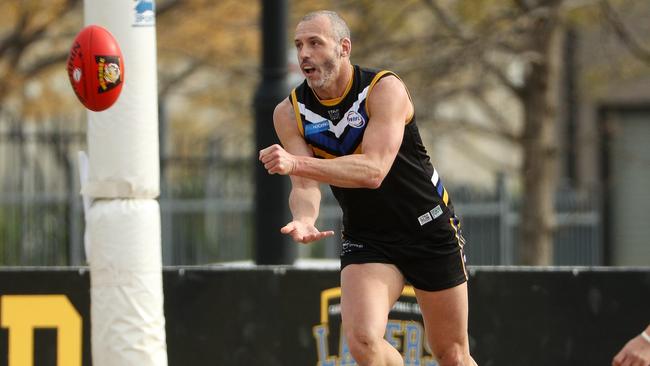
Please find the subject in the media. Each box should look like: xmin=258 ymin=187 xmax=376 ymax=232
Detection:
xmin=253 ymin=0 xmax=295 ymax=264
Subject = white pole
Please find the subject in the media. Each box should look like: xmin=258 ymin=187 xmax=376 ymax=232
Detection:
xmin=83 ymin=0 xmax=159 ymax=198
xmin=81 ymin=0 xmax=167 ymax=365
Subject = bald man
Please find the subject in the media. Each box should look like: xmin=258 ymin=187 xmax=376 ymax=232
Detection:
xmin=259 ymin=10 xmax=478 ymax=366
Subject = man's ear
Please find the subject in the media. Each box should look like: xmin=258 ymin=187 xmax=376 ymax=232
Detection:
xmin=340 ymin=37 xmax=351 ymax=58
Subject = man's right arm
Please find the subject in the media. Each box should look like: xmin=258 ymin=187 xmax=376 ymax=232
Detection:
xmin=271 ymin=98 xmax=334 ymax=243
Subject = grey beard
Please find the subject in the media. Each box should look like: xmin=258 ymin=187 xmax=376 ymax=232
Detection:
xmin=307 ymin=58 xmax=337 ymax=90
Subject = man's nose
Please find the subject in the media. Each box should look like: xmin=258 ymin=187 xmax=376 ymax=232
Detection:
xmin=298 ymin=48 xmax=310 ymax=62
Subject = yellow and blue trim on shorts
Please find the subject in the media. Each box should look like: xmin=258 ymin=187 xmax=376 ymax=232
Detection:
xmin=430 ymin=168 xmax=450 ymax=206
xmin=449 ymin=216 xmax=468 ymax=281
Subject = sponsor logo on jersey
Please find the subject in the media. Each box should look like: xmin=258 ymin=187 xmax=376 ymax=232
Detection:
xmin=328 ymin=109 xmax=340 ymax=121
xmin=430 ymin=205 xmax=443 ymax=220
xmin=345 ymin=110 xmax=365 ymax=128
xmin=418 ymin=212 xmax=433 ymax=226
xmin=305 ymin=120 xmax=330 ymax=136
xmin=341 ymin=239 xmax=365 ymax=256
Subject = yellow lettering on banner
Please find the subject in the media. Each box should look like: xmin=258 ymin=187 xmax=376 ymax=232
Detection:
xmin=0 ymin=295 xmax=82 ymax=366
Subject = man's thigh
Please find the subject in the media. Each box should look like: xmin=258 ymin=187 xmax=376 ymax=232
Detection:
xmin=340 ymin=263 xmax=405 ymax=335
xmin=415 ymin=282 xmax=470 ymax=355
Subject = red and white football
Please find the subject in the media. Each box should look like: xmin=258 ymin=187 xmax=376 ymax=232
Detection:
xmin=67 ymin=25 xmax=124 ymax=112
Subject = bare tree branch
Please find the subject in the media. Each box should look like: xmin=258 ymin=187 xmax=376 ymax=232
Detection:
xmin=514 ymin=0 xmax=533 ymax=12
xmin=159 ymin=60 xmax=204 ymax=99
xmin=417 ymin=1 xmax=532 ymax=97
xmin=452 ymin=133 xmax=520 ymax=173
xmin=350 ymin=2 xmax=424 ymax=57
xmin=468 ymin=88 xmax=520 ymax=141
xmin=421 ymin=0 xmax=471 ymax=41
xmin=22 ymin=52 xmax=69 ymax=75
xmin=430 ymin=84 xmax=483 ymax=103
xmin=479 ymin=57 xmax=525 ymax=97
xmin=2 ymin=0 xmax=81 ymax=67
xmin=157 ymin=0 xmax=184 ymax=17
xmin=599 ymin=0 xmax=650 ymax=64
xmin=437 ymin=115 xmax=520 ymax=144
xmin=559 ymin=0 xmax=600 ymax=12
xmin=0 ymin=12 xmax=29 ymax=59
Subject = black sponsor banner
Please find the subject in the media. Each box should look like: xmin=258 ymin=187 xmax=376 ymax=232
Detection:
xmin=163 ymin=267 xmax=340 ymax=366
xmin=0 ymin=267 xmax=648 ymax=366
xmin=469 ymin=267 xmax=650 ymax=366
xmin=0 ymin=268 xmax=92 ymax=366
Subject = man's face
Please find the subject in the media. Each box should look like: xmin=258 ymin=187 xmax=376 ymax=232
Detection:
xmin=294 ymin=16 xmax=342 ymax=90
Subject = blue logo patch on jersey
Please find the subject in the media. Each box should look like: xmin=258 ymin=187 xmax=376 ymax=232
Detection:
xmin=304 ymin=121 xmax=330 ymax=136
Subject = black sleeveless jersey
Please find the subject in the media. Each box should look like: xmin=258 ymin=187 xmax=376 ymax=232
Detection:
xmin=289 ymin=65 xmax=454 ymax=245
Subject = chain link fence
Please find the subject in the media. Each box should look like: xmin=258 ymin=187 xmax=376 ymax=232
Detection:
xmin=0 ymin=119 xmax=601 ymax=266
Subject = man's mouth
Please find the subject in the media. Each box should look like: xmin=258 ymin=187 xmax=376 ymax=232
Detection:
xmin=302 ymin=65 xmax=316 ymax=76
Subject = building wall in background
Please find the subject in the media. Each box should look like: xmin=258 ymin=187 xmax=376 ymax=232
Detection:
xmin=600 ymin=107 xmax=650 ymax=265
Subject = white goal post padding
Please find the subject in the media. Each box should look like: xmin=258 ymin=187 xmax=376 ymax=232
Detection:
xmin=87 ymin=199 xmax=166 ymax=365
xmin=82 ymin=0 xmax=167 ymax=365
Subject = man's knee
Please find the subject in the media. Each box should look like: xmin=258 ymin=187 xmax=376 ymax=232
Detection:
xmin=345 ymin=328 xmax=384 ymax=362
xmin=435 ymin=344 xmax=468 ymax=366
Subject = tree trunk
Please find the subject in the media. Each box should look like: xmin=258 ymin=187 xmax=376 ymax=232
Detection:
xmin=519 ymin=6 xmax=564 ymax=265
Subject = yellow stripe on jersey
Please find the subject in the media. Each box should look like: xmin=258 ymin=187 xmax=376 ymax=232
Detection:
xmin=442 ymin=188 xmax=449 ymax=206
xmin=366 ymin=70 xmax=415 ymax=124
xmin=406 ymin=110 xmax=415 ymax=125
xmin=365 ymin=70 xmax=392 ymax=118
xmin=290 ymin=89 xmax=304 ymax=137
xmin=311 ymin=145 xmax=339 ymax=159
xmin=311 ymin=143 xmax=363 ymax=159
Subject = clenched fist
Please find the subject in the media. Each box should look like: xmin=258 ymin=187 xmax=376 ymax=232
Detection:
xmin=259 ymin=144 xmax=297 ymax=175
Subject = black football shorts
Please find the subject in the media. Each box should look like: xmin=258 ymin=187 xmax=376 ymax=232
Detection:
xmin=340 ymin=213 xmax=468 ymax=292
